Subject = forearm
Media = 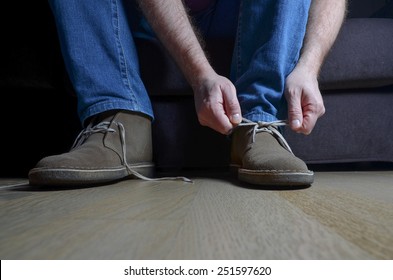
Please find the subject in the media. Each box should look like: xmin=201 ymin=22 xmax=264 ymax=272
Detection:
xmin=136 ymin=0 xmax=214 ymax=87
xmin=297 ymin=0 xmax=347 ymax=75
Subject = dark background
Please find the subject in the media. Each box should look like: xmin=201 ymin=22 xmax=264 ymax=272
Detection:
xmin=0 ymin=0 xmax=392 ymax=177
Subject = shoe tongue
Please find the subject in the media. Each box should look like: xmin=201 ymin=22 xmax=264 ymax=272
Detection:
xmin=90 ymin=110 xmax=121 ymax=126
xmin=255 ymin=126 xmax=293 ymax=154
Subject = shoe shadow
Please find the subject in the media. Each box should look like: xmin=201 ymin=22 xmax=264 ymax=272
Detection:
xmin=6 ymin=171 xmax=312 ymax=192
xmin=161 ymin=169 xmax=312 ymax=191
xmin=227 ymin=175 xmax=312 ymax=191
xmin=6 ymin=180 xmax=123 ymax=192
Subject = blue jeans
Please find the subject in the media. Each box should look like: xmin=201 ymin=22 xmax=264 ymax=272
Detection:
xmin=48 ymin=0 xmax=310 ymax=124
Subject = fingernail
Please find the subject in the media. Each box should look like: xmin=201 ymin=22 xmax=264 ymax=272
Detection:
xmin=230 ymin=113 xmax=242 ymax=124
xmin=292 ymin=119 xmax=301 ymax=128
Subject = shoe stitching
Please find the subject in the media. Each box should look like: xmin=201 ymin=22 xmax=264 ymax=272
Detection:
xmin=239 ymin=169 xmax=313 ymax=173
xmin=32 ymin=164 xmax=154 ymax=171
xmin=230 ymin=164 xmax=309 ymax=173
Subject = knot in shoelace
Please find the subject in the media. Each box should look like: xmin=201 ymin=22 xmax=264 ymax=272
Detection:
xmin=71 ymin=121 xmax=192 ymax=183
xmin=237 ymin=118 xmax=293 ymax=154
xmin=71 ymin=121 xmax=114 ymax=149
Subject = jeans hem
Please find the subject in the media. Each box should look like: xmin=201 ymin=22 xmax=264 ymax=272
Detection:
xmin=242 ymin=111 xmax=278 ymax=123
xmin=80 ymin=101 xmax=154 ymax=125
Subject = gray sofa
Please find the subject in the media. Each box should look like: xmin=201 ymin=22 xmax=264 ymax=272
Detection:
xmin=141 ymin=1 xmax=393 ymax=170
xmin=1 ymin=0 xmax=392 ymax=177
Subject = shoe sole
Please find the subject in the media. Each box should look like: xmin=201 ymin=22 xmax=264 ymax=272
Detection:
xmin=28 ymin=164 xmax=155 ymax=187
xmin=231 ymin=165 xmax=314 ymax=186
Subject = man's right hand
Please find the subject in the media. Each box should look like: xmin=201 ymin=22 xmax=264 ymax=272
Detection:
xmin=193 ymin=72 xmax=242 ymax=135
xmin=137 ymin=0 xmax=242 ymax=134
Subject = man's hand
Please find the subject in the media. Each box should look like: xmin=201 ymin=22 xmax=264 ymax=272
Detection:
xmin=284 ymin=0 xmax=346 ymax=135
xmin=136 ymin=0 xmax=242 ymax=135
xmin=193 ymin=72 xmax=242 ymax=135
xmin=285 ymin=65 xmax=325 ymax=135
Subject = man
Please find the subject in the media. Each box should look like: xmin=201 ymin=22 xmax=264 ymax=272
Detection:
xmin=28 ymin=0 xmax=347 ymax=186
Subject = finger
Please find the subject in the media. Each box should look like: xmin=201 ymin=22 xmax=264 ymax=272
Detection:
xmin=286 ymin=88 xmax=304 ymax=132
xmin=300 ymin=113 xmax=317 ymax=135
xmin=300 ymin=103 xmax=325 ymax=135
xmin=205 ymin=108 xmax=233 ymax=135
xmin=198 ymin=101 xmax=234 ymax=135
xmin=221 ymin=83 xmax=242 ymax=125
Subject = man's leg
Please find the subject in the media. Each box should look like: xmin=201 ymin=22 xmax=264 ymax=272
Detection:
xmin=232 ymin=0 xmax=311 ymax=122
xmin=29 ymin=0 xmax=155 ymax=186
xmin=181 ymin=0 xmax=313 ymax=186
xmin=48 ymin=0 xmax=153 ymax=123
xmin=230 ymin=0 xmax=314 ymax=186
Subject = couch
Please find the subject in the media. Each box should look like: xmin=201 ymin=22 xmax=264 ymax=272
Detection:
xmin=1 ymin=0 xmax=393 ymax=177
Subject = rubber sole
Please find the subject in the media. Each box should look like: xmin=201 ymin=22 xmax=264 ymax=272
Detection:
xmin=28 ymin=164 xmax=155 ymax=187
xmin=231 ymin=165 xmax=314 ymax=186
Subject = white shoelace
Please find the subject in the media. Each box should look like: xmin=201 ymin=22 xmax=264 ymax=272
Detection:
xmin=71 ymin=121 xmax=114 ymax=150
xmin=72 ymin=121 xmax=193 ymax=183
xmin=235 ymin=118 xmax=293 ymax=154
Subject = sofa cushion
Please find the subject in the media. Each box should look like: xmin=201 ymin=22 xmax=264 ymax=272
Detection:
xmin=347 ymin=0 xmax=389 ymax=18
xmin=319 ymin=18 xmax=393 ymax=90
xmin=137 ymin=18 xmax=393 ymax=95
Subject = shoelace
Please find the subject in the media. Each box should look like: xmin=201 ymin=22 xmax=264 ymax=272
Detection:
xmin=71 ymin=121 xmax=114 ymax=149
xmin=71 ymin=121 xmax=193 ymax=183
xmin=235 ymin=118 xmax=293 ymax=154
xmin=71 ymin=118 xmax=291 ymax=183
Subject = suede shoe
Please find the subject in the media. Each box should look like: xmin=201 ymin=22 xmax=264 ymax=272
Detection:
xmin=230 ymin=119 xmax=314 ymax=186
xmin=28 ymin=110 xmax=155 ymax=186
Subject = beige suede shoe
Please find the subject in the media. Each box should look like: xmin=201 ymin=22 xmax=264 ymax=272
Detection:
xmin=28 ymin=111 xmax=155 ymax=186
xmin=230 ymin=119 xmax=314 ymax=186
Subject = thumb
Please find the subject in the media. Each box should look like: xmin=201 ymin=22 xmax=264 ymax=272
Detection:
xmin=286 ymin=91 xmax=303 ymax=132
xmin=222 ymin=83 xmax=242 ymax=125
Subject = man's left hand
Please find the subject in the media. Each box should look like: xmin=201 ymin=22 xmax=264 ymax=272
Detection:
xmin=285 ymin=65 xmax=325 ymax=135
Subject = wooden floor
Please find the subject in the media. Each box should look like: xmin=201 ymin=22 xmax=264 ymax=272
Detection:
xmin=0 ymin=170 xmax=392 ymax=260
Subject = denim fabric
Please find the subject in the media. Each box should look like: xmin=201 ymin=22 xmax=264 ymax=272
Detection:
xmin=190 ymin=0 xmax=240 ymax=39
xmin=49 ymin=0 xmax=310 ymax=124
xmin=232 ymin=0 xmax=311 ymax=122
xmin=48 ymin=0 xmax=153 ymax=123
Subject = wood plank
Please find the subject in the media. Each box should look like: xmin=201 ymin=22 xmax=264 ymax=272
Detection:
xmin=0 ymin=172 xmax=392 ymax=259
xmin=167 ymin=177 xmax=371 ymax=259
